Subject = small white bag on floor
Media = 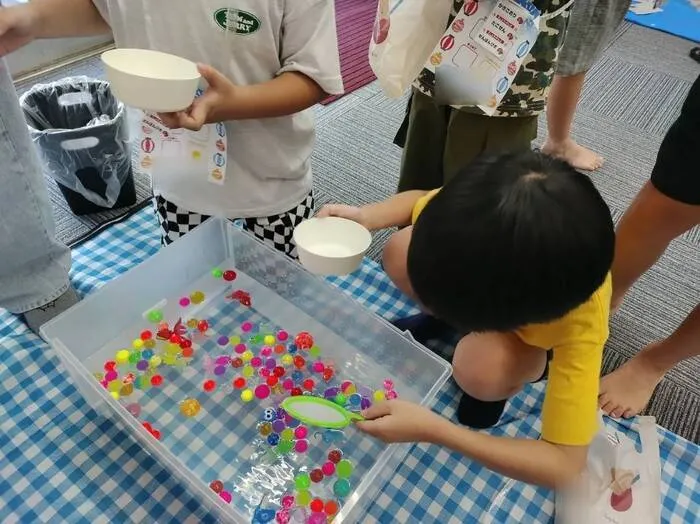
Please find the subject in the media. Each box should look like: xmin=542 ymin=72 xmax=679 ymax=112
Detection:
xmin=555 ymin=414 xmax=662 ymax=524
xmin=369 ymin=0 xmax=453 ymax=98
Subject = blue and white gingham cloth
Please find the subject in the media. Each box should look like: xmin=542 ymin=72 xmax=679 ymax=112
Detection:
xmin=1 ymin=206 xmax=699 ymax=523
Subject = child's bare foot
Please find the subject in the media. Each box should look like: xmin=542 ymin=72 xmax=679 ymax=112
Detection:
xmin=542 ymin=138 xmax=604 ymax=171
xmin=598 ymin=343 xmax=667 ymax=419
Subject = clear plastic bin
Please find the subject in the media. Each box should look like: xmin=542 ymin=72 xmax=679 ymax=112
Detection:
xmin=42 ymin=219 xmax=452 ymax=523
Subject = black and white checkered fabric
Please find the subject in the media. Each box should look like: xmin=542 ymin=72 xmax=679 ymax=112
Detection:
xmin=154 ymin=192 xmax=314 ymax=258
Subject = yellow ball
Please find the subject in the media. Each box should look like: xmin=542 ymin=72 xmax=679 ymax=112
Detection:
xmin=280 ymin=428 xmax=294 ymax=441
xmin=187 ymin=318 xmax=198 ymax=329
xmin=296 ymin=490 xmax=311 ymax=507
xmin=242 ymin=365 xmax=255 ymax=378
xmin=229 ymin=335 xmax=241 ymax=345
xmin=150 ymin=355 xmax=162 ymax=368
xmin=108 ymin=381 xmax=121 ymax=393
xmin=373 ymin=390 xmax=386 ymax=402
xmin=180 ymin=398 xmax=201 ymax=417
xmin=263 ymin=335 xmax=275 ymax=346
xmin=166 ymin=343 xmax=180 ymax=355
xmin=143 ymin=339 xmax=156 ymax=349
xmin=241 ymin=350 xmax=254 ymax=362
xmin=163 ymin=354 xmax=176 ymax=366
xmin=132 ymin=339 xmax=144 ymax=350
xmin=281 ymin=355 xmax=293 ymax=366
xmin=115 ymin=350 xmax=130 ymax=365
xmin=110 ymin=391 xmax=120 ymax=400
xmin=119 ymin=383 xmax=134 ymax=397
xmin=241 ymin=389 xmax=254 ymax=402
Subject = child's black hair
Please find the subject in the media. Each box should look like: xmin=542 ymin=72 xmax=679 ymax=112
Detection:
xmin=407 ymin=150 xmax=615 ymax=333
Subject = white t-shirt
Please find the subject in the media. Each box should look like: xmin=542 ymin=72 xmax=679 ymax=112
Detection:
xmin=92 ymin=0 xmax=343 ymax=218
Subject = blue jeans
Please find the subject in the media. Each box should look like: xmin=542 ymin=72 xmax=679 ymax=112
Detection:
xmin=0 ymin=58 xmax=71 ymax=314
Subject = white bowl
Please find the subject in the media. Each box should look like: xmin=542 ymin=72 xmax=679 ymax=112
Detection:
xmin=101 ymin=49 xmax=200 ymax=112
xmin=293 ymin=217 xmax=372 ymax=276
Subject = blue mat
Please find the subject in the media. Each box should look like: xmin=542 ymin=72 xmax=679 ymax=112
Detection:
xmin=626 ymin=0 xmax=700 ymax=43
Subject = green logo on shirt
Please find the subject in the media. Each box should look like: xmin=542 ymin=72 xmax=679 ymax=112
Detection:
xmin=214 ymin=8 xmax=261 ymax=34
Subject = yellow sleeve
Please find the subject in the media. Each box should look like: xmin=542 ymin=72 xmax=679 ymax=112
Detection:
xmin=541 ymin=342 xmax=604 ymax=445
xmin=411 ymin=188 xmax=442 ymax=224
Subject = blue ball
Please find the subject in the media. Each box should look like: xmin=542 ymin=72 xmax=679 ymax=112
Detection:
xmin=267 ymin=433 xmax=280 ymax=446
xmin=141 ymin=349 xmax=154 ymax=360
xmin=291 ymin=371 xmax=304 ymax=383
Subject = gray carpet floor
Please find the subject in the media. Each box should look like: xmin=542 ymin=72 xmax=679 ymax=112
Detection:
xmin=16 ymin=22 xmax=700 ymax=442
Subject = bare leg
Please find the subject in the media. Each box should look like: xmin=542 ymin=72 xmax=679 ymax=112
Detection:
xmin=600 ymin=305 xmax=700 ymax=418
xmin=611 ymin=182 xmax=700 ymax=311
xmin=542 ymin=73 xmax=604 ymax=171
xmin=452 ymin=332 xmax=547 ymax=401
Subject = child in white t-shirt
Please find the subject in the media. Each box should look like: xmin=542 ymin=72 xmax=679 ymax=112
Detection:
xmin=0 ymin=0 xmax=343 ymax=255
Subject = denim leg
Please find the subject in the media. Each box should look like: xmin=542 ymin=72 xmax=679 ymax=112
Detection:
xmin=0 ymin=58 xmax=71 ymax=314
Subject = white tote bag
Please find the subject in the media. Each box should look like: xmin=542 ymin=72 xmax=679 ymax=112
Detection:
xmin=369 ymin=0 xmax=454 ymax=98
xmin=555 ymin=415 xmax=662 ymax=524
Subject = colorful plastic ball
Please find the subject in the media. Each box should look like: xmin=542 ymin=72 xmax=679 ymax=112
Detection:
xmin=373 ymin=390 xmax=386 ymax=402
xmin=110 ymin=391 xmax=120 ymax=400
xmin=180 ymin=339 xmax=192 ymax=349
xmin=296 ymin=489 xmax=311 ymax=507
xmin=308 ymin=512 xmax=327 ymax=524
xmin=258 ymin=422 xmax=272 ymax=437
xmin=259 ymin=368 xmax=271 ymax=379
xmin=348 ymin=393 xmax=362 ymax=407
xmin=277 ymin=439 xmax=293 ymax=454
xmin=342 ymin=382 xmax=357 ymax=395
xmin=143 ymin=339 xmax=156 ymax=350
xmin=268 ymin=433 xmax=280 ymax=446
xmin=223 ymin=270 xmax=237 ymax=281
xmin=324 ymin=387 xmax=339 ymax=399
xmin=266 ymin=376 xmax=278 ymax=387
xmin=104 ymin=370 xmax=118 ymax=382
xmin=261 ymin=347 xmax=272 ymax=357
xmin=324 ymin=501 xmax=338 ymax=516
xmin=180 ymin=398 xmax=201 ymax=417
xmin=309 ymin=346 xmax=321 ymax=358
xmin=229 ymin=335 xmax=241 ymax=345
xmin=147 ymin=309 xmax=164 ymax=323
xmin=241 ymin=389 xmax=254 ymax=402
xmin=138 ymin=376 xmax=151 ymax=390
xmin=302 ymin=379 xmax=315 ymax=391
xmin=181 ymin=347 xmax=194 ymax=358
xmin=287 ymin=344 xmax=297 ymax=355
xmin=310 ymin=362 xmax=324 ymax=374
xmin=242 ymin=365 xmax=255 ymax=378
xmin=214 ymin=365 xmax=226 ymax=376
xmin=104 ymin=360 xmax=116 ymax=371
xmin=274 ymin=344 xmax=286 ymax=355
xmin=263 ymin=335 xmax=275 ymax=346
xmin=203 ymin=379 xmax=216 ymax=392
xmin=275 ymin=510 xmax=290 ymax=524
xmin=163 ymin=354 xmax=176 ymax=366
xmin=277 ymin=330 xmax=289 ymax=342
xmin=197 ymin=320 xmax=209 ymax=333
xmin=334 ymin=393 xmax=347 ymax=406
xmin=291 ymin=387 xmax=303 ymax=397
xmin=336 ymin=459 xmax=353 ymax=478
xmin=220 ymin=491 xmax=232 ymax=503
xmin=179 ymin=297 xmax=191 ymax=307
xmin=232 ymin=377 xmax=246 ymax=390
xmin=231 ymin=357 xmax=244 ymax=368
xmin=274 ymin=366 xmax=286 ymax=377
xmin=190 ymin=291 xmax=205 ymax=304
xmin=150 ymin=375 xmax=163 ymax=386
xmin=255 ymin=384 xmax=271 ymax=400
xmin=265 ymin=358 xmax=277 ymax=369
xmin=211 ymin=267 xmax=223 ymax=278
xmin=165 ymin=343 xmax=179 ymax=355
xmin=186 ymin=319 xmax=198 ymax=329
xmin=115 ymin=350 xmax=130 ymax=365
xmin=263 ymin=408 xmax=276 ymax=421
xmin=294 ymin=474 xmax=311 ymax=491
xmin=294 ymin=332 xmax=314 ymax=350
xmin=310 ymin=499 xmax=324 ymax=513
xmin=281 ymin=355 xmax=293 ymax=366
xmin=210 ymin=480 xmax=224 ymax=493
xmin=328 ymin=449 xmax=343 ymax=464
xmin=251 ymin=357 xmax=263 ymax=368
xmin=136 ymin=360 xmax=149 ymax=371
xmin=281 ymin=494 xmax=295 ymax=509
xmin=128 ymin=351 xmax=141 ymax=365
xmin=107 ymin=381 xmax=120 ymax=393
xmin=310 ymin=469 xmax=324 ymax=483
xmin=386 ymin=390 xmax=398 ymax=400
xmin=280 ymin=428 xmax=294 ymax=441
xmin=291 ymin=370 xmax=304 ymax=383
xmin=333 ymin=479 xmax=351 ymax=498
xmin=321 ymin=462 xmax=336 ymax=476
xmin=131 ymin=339 xmax=144 ymax=350
xmin=360 ymin=397 xmax=371 ymax=410
xmin=234 ymin=343 xmax=247 ymax=354
xmin=140 ymin=330 xmax=153 ymax=341
xmin=217 ymin=335 xmax=229 ymax=346
xmin=241 ymin=322 xmax=253 ymax=332
xmin=294 ymin=439 xmax=309 ymax=453
xmin=150 ymin=355 xmax=162 ymax=368
xmin=322 ymin=369 xmax=334 ymax=382
xmin=272 ymin=419 xmax=286 ymax=433
xmin=276 ymin=408 xmax=287 ymax=419
xmin=383 ymin=378 xmax=395 ymax=391
xmin=294 ymin=426 xmax=308 ymax=439
xmin=242 ymin=351 xmax=254 ymax=362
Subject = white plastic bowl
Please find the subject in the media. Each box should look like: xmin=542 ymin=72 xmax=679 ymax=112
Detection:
xmin=293 ymin=217 xmax=372 ymax=276
xmin=101 ymin=49 xmax=200 ymax=112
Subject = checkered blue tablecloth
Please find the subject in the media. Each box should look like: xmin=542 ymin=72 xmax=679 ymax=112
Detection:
xmin=1 ymin=206 xmax=699 ymax=523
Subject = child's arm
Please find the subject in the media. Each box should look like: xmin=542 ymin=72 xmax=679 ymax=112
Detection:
xmin=357 ymin=400 xmax=588 ymax=488
xmin=317 ymin=190 xmax=428 ymax=231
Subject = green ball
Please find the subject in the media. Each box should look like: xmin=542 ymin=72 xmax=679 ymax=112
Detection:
xmin=336 ymin=459 xmax=353 ymax=478
xmin=334 ymin=393 xmax=347 ymax=406
xmin=333 ymin=478 xmax=351 ymax=498
xmin=128 ymin=351 xmax=141 ymax=364
xmin=277 ymin=439 xmax=293 ymax=454
xmin=147 ymin=309 xmax=163 ymax=323
xmin=309 ymin=346 xmax=321 ymax=357
xmin=294 ymin=473 xmax=311 ymax=490
xmin=211 ymin=267 xmax=223 ymax=278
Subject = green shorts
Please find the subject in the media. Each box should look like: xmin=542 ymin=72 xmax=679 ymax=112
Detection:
xmin=397 ymin=90 xmax=538 ymax=192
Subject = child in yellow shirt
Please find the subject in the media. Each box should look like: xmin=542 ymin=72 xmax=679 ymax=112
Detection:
xmin=318 ymin=150 xmax=614 ymax=486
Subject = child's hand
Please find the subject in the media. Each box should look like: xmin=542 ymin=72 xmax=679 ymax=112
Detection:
xmin=316 ymin=204 xmax=369 ymax=228
xmin=355 ymin=400 xmax=448 ymax=443
xmin=158 ymin=64 xmax=235 ymax=132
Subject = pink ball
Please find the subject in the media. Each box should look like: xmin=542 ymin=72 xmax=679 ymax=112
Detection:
xmin=281 ymin=495 xmax=295 ymax=509
xmin=277 ymin=330 xmax=289 ymax=341
xmin=220 ymin=491 xmax=232 ymax=503
xmin=251 ymin=357 xmax=263 ymax=368
xmin=321 ymin=462 xmax=336 ymax=476
xmin=242 ymin=322 xmax=253 ymax=332
xmin=383 ymin=379 xmax=394 ymax=391
xmin=294 ymin=426 xmax=308 ymax=439
xmin=260 ymin=368 xmax=271 ymax=378
xmin=234 ymin=344 xmax=247 ymax=354
xmin=282 ymin=379 xmax=294 ymax=391
xmin=275 ymin=510 xmax=290 ymax=524
xmin=341 ymin=381 xmax=353 ymax=392
xmin=179 ymin=297 xmax=190 ymax=307
xmin=386 ymin=390 xmax=398 ymax=400
xmin=261 ymin=346 xmax=272 ymax=357
xmin=255 ymin=384 xmax=271 ymax=400
xmin=105 ymin=371 xmax=118 ymax=381
xmin=312 ymin=362 xmax=324 ymax=373
xmin=294 ymin=439 xmax=309 ymax=453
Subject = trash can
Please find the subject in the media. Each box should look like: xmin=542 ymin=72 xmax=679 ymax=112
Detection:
xmin=20 ymin=77 xmax=136 ymax=216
